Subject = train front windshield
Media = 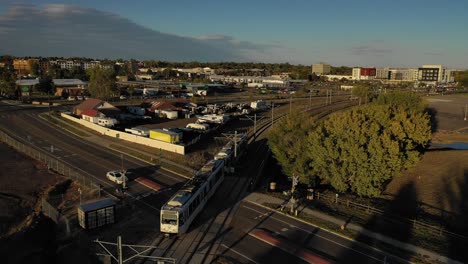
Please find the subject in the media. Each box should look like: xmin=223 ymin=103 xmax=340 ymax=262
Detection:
xmin=161 ymin=211 xmax=178 ymax=226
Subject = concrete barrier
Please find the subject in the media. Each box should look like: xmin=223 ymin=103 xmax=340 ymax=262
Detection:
xmin=61 ymin=113 xmax=185 ymax=154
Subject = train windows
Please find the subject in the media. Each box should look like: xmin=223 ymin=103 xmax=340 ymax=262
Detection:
xmin=161 ymin=213 xmax=177 ymax=225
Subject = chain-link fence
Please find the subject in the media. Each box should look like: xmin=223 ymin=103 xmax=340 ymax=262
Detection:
xmin=0 ymin=129 xmax=99 ymax=190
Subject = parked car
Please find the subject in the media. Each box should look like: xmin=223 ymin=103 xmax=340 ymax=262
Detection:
xmin=76 ymin=95 xmax=84 ymax=101
xmin=119 ymin=95 xmax=127 ymax=100
xmin=67 ymin=96 xmax=76 ymax=101
xmin=106 ymin=170 xmax=129 ymax=184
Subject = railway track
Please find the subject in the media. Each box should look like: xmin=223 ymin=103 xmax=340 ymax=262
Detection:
xmin=141 ymin=98 xmax=358 ymax=263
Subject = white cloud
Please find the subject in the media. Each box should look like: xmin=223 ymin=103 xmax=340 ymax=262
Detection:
xmin=0 ymin=3 xmax=285 ymax=62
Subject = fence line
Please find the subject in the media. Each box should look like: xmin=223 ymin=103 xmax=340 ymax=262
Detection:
xmin=0 ymin=129 xmax=100 ymax=190
xmin=310 ymin=191 xmax=468 ymax=240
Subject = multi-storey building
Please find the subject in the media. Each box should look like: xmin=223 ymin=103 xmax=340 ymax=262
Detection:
xmin=13 ymin=59 xmax=38 ymax=73
xmin=352 ymin=67 xmax=376 ymax=80
xmin=83 ymin=61 xmax=101 ymax=70
xmin=312 ymin=63 xmax=331 ymax=75
xmin=375 ymin=68 xmax=390 ymax=79
xmin=418 ymin=65 xmax=443 ymax=83
xmin=388 ymin=68 xmax=418 ymax=81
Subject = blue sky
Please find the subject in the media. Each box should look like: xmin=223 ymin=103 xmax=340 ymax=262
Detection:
xmin=0 ymin=0 xmax=467 ymax=67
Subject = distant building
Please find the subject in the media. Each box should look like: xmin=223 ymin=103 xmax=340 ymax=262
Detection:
xmin=15 ymin=79 xmax=39 ymax=97
xmin=13 ymin=59 xmax=38 ymax=73
xmin=53 ymin=79 xmax=87 ymax=97
xmin=352 ymin=67 xmax=376 ymax=80
xmin=83 ymin=61 xmax=101 ymax=70
xmin=375 ymin=68 xmax=389 ymax=79
xmin=418 ymin=65 xmax=443 ymax=84
xmin=323 ymin=74 xmax=353 ymax=81
xmin=312 ymin=63 xmax=331 ymax=75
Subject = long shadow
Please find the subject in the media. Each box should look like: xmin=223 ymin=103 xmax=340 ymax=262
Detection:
xmin=426 ymin=107 xmax=439 ymax=133
xmin=444 ymin=169 xmax=468 ymax=262
xmin=337 ymin=182 xmax=418 ymax=263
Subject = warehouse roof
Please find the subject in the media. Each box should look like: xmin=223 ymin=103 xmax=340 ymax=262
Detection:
xmin=78 ymin=198 xmax=116 ymax=212
xmin=53 ymin=79 xmax=87 ymax=86
xmin=16 ymin=79 xmax=39 ymax=86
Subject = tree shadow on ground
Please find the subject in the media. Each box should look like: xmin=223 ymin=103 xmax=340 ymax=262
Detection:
xmin=443 ymin=169 xmax=468 ymax=263
xmin=337 ymin=182 xmax=418 ymax=263
xmin=426 ymin=107 xmax=439 ymax=133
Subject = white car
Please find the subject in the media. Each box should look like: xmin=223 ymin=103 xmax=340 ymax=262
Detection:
xmin=76 ymin=95 xmax=84 ymax=101
xmin=67 ymin=96 xmax=76 ymax=101
xmin=106 ymin=170 xmax=129 ymax=184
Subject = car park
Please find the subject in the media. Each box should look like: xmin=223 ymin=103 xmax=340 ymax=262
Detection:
xmin=106 ymin=170 xmax=129 ymax=184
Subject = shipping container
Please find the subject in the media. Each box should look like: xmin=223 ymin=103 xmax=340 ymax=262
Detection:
xmin=149 ymin=129 xmax=180 ymax=144
xmin=77 ymin=198 xmax=116 ymax=230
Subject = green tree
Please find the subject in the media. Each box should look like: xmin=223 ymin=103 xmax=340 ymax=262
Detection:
xmin=307 ymin=104 xmax=431 ymax=197
xmin=268 ymin=111 xmax=315 ymax=185
xmin=352 ymin=84 xmax=372 ymax=105
xmin=87 ymin=67 xmax=116 ymax=100
xmin=455 ymin=70 xmax=468 ymax=88
xmin=30 ymin=61 xmax=40 ymax=76
xmin=37 ymin=77 xmax=53 ymax=94
xmin=0 ymin=67 xmax=17 ymax=96
xmin=374 ymin=91 xmax=425 ymax=112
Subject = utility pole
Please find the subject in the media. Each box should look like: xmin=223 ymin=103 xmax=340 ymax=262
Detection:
xmin=234 ymin=130 xmax=237 ymax=158
xmin=289 ymin=96 xmax=292 ymax=114
xmin=271 ymin=102 xmax=274 ymax=126
xmin=329 ymin=89 xmax=332 ymax=104
xmin=221 ymin=131 xmax=242 ymax=158
xmin=325 ymin=89 xmax=328 ymax=105
xmin=242 ymin=114 xmax=266 ymax=138
xmin=118 ymin=236 xmax=123 ymax=264
xmin=309 ymin=89 xmax=312 ymax=107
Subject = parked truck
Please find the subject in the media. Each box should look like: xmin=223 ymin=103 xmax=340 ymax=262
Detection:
xmin=149 ymin=129 xmax=180 ymax=144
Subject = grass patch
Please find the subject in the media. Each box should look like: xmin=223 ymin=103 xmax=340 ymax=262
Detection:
xmin=39 ymin=113 xmax=90 ymax=137
xmin=108 ymin=144 xmax=191 ymax=177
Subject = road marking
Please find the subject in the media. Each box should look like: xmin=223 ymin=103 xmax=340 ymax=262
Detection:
xmin=220 ymin=244 xmax=259 ymax=264
xmin=242 ymin=205 xmax=383 ymax=262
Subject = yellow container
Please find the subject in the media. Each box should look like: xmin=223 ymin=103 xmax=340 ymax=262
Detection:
xmin=150 ymin=129 xmax=180 ymax=144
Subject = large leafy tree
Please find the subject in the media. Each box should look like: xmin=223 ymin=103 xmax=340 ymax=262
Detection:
xmin=352 ymin=84 xmax=372 ymax=105
xmin=0 ymin=67 xmax=17 ymax=96
xmin=87 ymin=67 xmax=116 ymax=100
xmin=267 ymin=111 xmax=315 ymax=185
xmin=308 ymin=103 xmax=431 ymax=197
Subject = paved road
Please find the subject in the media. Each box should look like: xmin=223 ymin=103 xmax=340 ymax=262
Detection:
xmin=219 ymin=201 xmax=403 ymax=264
xmin=0 ymin=101 xmax=186 ymax=209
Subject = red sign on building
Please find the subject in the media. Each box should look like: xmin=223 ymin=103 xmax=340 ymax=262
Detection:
xmin=360 ymin=68 xmax=376 ymax=76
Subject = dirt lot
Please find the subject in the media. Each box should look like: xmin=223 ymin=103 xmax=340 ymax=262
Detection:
xmin=384 ymin=94 xmax=468 ymax=218
xmin=0 ymin=143 xmax=62 ymax=237
xmin=0 ymin=142 xmax=89 ymax=264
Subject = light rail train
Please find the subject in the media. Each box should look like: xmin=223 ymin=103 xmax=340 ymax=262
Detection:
xmin=160 ymin=134 xmax=246 ymax=234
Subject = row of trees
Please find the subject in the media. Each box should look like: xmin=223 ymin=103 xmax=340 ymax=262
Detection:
xmin=268 ymin=92 xmax=432 ymax=197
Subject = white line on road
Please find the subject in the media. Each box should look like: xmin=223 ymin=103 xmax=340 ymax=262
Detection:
xmin=220 ymin=244 xmax=259 ymax=264
xmin=242 ymin=205 xmax=384 ymax=263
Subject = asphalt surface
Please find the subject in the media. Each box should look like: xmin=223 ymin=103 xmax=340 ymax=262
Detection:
xmin=0 ymin=99 xmax=404 ymax=264
xmin=0 ymin=101 xmax=186 ymax=210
